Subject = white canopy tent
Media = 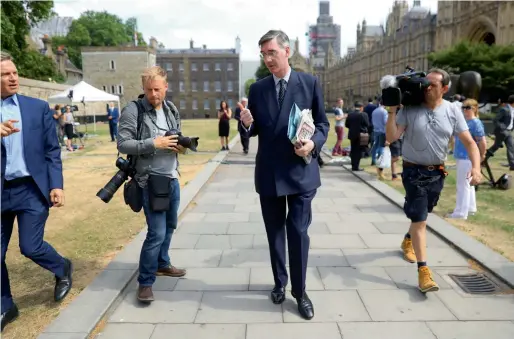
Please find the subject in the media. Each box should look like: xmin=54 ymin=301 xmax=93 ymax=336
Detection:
xmin=47 ymin=81 xmax=120 ymax=133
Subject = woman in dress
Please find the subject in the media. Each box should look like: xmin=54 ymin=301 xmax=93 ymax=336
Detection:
xmin=218 ymin=100 xmax=232 ymax=150
xmin=63 ymin=105 xmax=75 ymax=152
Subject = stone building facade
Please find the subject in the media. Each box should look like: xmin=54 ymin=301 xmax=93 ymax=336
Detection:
xmin=324 ymin=0 xmax=514 ymax=108
xmin=324 ymin=0 xmax=436 ymax=106
xmin=156 ymin=40 xmax=240 ymax=119
xmin=81 ymin=46 xmax=157 ymax=108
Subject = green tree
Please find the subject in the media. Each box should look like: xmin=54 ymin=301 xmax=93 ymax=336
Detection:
xmin=428 ymin=41 xmax=514 ymax=99
xmin=255 ymin=59 xmax=271 ymax=80
xmin=244 ymin=78 xmax=256 ymax=96
xmin=0 ymin=1 xmax=63 ymax=82
xmin=55 ymin=11 xmax=147 ymax=69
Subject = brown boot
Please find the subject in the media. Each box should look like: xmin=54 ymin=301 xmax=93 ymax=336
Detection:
xmin=418 ymin=266 xmax=439 ymax=293
xmin=401 ymin=237 xmax=416 ymax=263
xmin=156 ymin=266 xmax=186 ymax=277
xmin=137 ymin=285 xmax=154 ymax=303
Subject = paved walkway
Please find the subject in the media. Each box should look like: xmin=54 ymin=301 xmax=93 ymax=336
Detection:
xmin=96 ymin=141 xmax=514 ymax=339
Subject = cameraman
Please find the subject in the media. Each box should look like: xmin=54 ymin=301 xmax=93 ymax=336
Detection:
xmin=117 ymin=66 xmax=186 ymax=303
xmin=385 ymin=68 xmax=482 ymax=293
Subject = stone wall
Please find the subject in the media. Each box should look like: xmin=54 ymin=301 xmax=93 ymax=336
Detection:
xmin=18 ymin=77 xmax=111 ymax=120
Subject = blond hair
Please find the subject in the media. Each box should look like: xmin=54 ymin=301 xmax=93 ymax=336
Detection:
xmin=141 ymin=66 xmax=167 ymax=86
xmin=463 ymin=98 xmax=479 ymax=117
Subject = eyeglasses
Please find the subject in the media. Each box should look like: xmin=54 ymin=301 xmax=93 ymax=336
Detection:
xmin=259 ymin=50 xmax=279 ymax=59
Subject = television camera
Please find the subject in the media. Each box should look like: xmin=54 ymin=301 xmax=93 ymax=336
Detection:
xmin=380 ymin=66 xmax=430 ymax=107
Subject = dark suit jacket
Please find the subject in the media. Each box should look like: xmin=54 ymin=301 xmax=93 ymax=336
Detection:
xmin=493 ymin=106 xmax=513 ymax=133
xmin=1 ymin=95 xmax=63 ymax=206
xmin=107 ymin=107 xmax=120 ymax=124
xmin=345 ymin=111 xmax=370 ymax=140
xmin=246 ymin=70 xmax=329 ymax=197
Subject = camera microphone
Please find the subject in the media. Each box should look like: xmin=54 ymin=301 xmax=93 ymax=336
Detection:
xmin=380 ymin=75 xmax=402 ymax=106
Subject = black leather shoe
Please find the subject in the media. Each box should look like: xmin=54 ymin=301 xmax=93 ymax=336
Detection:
xmin=296 ymin=293 xmax=314 ymax=320
xmin=54 ymin=258 xmax=73 ymax=302
xmin=271 ymin=286 xmax=286 ymax=304
xmin=1 ymin=304 xmax=19 ymax=332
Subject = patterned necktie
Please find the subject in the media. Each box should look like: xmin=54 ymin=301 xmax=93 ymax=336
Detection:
xmin=278 ymin=79 xmax=285 ymax=110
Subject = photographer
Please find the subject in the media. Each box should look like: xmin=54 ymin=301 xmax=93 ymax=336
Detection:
xmin=117 ymin=66 xmax=186 ymax=303
xmin=385 ymin=68 xmax=482 ymax=293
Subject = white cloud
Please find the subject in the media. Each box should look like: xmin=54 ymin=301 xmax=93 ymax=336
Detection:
xmin=53 ymin=0 xmax=438 ymax=60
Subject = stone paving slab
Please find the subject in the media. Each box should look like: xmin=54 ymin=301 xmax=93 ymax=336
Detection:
xmin=94 ymin=141 xmax=514 ymax=338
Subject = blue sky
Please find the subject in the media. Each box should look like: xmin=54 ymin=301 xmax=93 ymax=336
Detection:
xmin=53 ymin=0 xmax=439 ymax=60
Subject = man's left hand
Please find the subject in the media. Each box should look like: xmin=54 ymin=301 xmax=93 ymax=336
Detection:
xmin=294 ymin=139 xmax=315 ymax=157
xmin=50 ymin=189 xmax=65 ymax=207
xmin=171 ymin=144 xmax=186 ymax=154
xmin=467 ymin=167 xmax=482 ymax=186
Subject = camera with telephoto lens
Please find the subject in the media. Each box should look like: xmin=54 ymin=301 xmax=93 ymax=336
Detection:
xmin=380 ymin=66 xmax=430 ymax=107
xmin=165 ymin=128 xmax=200 ymax=152
xmin=96 ymin=157 xmax=136 ymax=203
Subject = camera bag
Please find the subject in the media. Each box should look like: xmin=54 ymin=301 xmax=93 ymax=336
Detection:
xmin=123 ymin=100 xmax=145 ymax=212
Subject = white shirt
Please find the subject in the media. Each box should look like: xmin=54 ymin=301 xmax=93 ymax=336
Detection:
xmin=507 ymin=104 xmax=514 ymax=131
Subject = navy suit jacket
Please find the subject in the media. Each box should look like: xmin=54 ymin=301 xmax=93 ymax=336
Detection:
xmin=107 ymin=107 xmax=120 ymax=124
xmin=246 ymin=70 xmax=329 ymax=197
xmin=1 ymin=95 xmax=63 ymax=206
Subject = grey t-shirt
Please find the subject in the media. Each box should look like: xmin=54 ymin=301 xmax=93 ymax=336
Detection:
xmin=149 ymin=108 xmax=179 ymax=179
xmin=396 ymin=100 xmax=468 ymax=165
xmin=334 ymin=107 xmax=345 ymax=127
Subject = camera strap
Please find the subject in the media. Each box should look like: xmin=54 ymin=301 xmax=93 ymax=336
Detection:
xmin=123 ymin=99 xmax=146 ymax=168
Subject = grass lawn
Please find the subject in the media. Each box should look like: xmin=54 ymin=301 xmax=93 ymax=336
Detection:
xmin=324 ymin=115 xmax=514 ymax=261
xmin=2 ymin=119 xmax=238 ymax=339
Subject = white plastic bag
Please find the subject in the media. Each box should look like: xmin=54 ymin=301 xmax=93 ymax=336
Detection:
xmin=377 ymin=147 xmax=391 ymax=169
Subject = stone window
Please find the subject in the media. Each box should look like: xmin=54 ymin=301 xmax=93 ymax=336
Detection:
xmin=111 ymin=85 xmax=115 ymax=93
xmin=179 ymin=63 xmax=184 ymax=72
xmin=228 ymin=99 xmax=233 ymax=108
xmin=192 ymin=99 xmax=198 ymax=110
xmin=165 ymin=63 xmax=172 ymax=71
xmin=204 ymin=99 xmax=210 ymax=110
xmin=227 ymin=62 xmax=233 ymax=71
xmin=167 ymin=82 xmax=172 ymax=92
xmin=118 ymin=85 xmax=123 ymax=95
xmin=216 ymin=99 xmax=221 ymax=109
xmin=215 ymin=63 xmax=221 ymax=71
xmin=215 ymin=81 xmax=221 ymax=92
xmin=191 ymin=63 xmax=197 ymax=71
xmin=180 ymin=100 xmax=186 ymax=109
xmin=203 ymin=63 xmax=209 ymax=71
xmin=204 ymin=81 xmax=209 ymax=92
xmin=191 ymin=81 xmax=197 ymax=92
xmin=180 ymin=81 xmax=185 ymax=92
xmin=102 ymin=86 xmax=107 ymax=92
xmin=109 ymin=60 xmax=115 ymax=70
xmin=227 ymin=81 xmax=233 ymax=92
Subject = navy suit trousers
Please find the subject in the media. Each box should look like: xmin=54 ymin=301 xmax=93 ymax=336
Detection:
xmin=259 ymin=189 xmax=316 ymax=297
xmin=1 ymin=179 xmax=65 ymax=312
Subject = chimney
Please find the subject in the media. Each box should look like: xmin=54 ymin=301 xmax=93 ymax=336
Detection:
xmin=41 ymin=34 xmax=54 ymax=58
xmin=150 ymin=36 xmax=158 ymax=49
xmin=190 ymin=39 xmax=194 ymax=49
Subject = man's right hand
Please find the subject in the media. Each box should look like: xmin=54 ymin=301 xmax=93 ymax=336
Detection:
xmin=1 ymin=120 xmax=20 ymax=137
xmin=237 ymin=102 xmax=253 ymax=128
xmin=154 ymin=135 xmax=178 ymax=150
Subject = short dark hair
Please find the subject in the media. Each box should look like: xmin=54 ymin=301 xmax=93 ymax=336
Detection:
xmin=428 ymin=68 xmax=451 ymax=86
xmin=508 ymin=95 xmax=514 ymax=105
xmin=258 ymin=30 xmax=290 ymax=49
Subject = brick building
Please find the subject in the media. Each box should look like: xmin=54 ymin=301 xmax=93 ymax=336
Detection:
xmin=81 ymin=45 xmax=156 ymax=108
xmin=156 ymin=39 xmax=240 ymax=119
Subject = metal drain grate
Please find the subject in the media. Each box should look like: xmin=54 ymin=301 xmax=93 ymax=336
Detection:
xmin=448 ymin=273 xmax=502 ymax=294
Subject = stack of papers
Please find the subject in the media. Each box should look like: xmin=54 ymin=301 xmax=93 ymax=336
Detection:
xmin=287 ymin=103 xmax=315 ymax=164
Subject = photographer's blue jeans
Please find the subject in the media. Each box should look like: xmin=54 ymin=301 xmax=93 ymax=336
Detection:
xmin=138 ymin=178 xmax=180 ymax=286
xmin=371 ymin=132 xmax=386 ymax=165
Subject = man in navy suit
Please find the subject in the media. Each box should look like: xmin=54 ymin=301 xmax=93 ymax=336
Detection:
xmin=238 ymin=30 xmax=329 ymax=320
xmin=107 ymin=102 xmax=119 ymax=142
xmin=1 ymin=51 xmax=73 ymax=331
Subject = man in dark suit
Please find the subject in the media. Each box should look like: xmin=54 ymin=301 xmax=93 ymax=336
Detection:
xmin=107 ymin=102 xmax=120 ymax=142
xmin=234 ymin=97 xmax=250 ymax=154
xmin=238 ymin=30 xmax=329 ymax=320
xmin=487 ymin=94 xmax=514 ymax=170
xmin=1 ymin=51 xmax=72 ymax=331
xmin=345 ymin=102 xmax=370 ymax=171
